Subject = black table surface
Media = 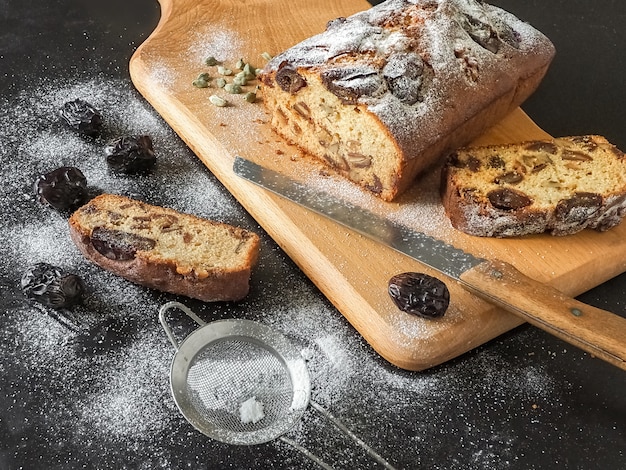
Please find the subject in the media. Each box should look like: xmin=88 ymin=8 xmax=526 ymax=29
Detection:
xmin=1 ymin=1 xmax=625 ymax=469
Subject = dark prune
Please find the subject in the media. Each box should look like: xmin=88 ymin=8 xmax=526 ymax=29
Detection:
xmin=487 ymin=188 xmax=532 ymax=210
xmin=34 ymin=166 xmax=88 ymax=212
xmin=388 ymin=272 xmax=450 ymax=318
xmin=91 ymin=227 xmax=156 ymax=261
xmin=494 ymin=171 xmax=524 ymax=185
xmin=555 ymin=192 xmax=602 ymax=223
xmin=60 ymin=99 xmax=103 ymax=137
xmin=326 ymin=17 xmax=347 ymax=30
xmin=524 ymin=141 xmax=559 ymax=154
xmin=460 ymin=13 xmax=500 ymax=53
xmin=275 ymin=62 xmax=307 ymax=94
xmin=21 ymin=262 xmax=85 ymax=309
xmin=382 ymin=52 xmax=424 ymax=105
xmin=104 ymin=135 xmax=156 ymax=174
xmin=321 ymin=66 xmax=382 ymax=105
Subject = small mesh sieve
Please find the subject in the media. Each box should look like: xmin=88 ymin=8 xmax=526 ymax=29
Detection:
xmin=160 ymin=302 xmax=310 ymax=446
xmin=159 ymin=302 xmax=396 ymax=469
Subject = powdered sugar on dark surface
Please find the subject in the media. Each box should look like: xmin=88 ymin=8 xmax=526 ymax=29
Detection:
xmin=0 ymin=72 xmax=620 ymax=469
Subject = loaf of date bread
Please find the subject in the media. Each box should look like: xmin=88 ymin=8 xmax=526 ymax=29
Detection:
xmin=68 ymin=194 xmax=260 ymax=301
xmin=440 ymin=136 xmax=626 ymax=237
xmin=259 ymin=0 xmax=555 ymax=201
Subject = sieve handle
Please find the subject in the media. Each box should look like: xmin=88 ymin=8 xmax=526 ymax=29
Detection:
xmin=310 ymin=400 xmax=397 ymax=470
xmin=158 ymin=301 xmax=207 ymax=351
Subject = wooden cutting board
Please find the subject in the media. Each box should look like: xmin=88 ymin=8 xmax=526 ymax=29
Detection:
xmin=129 ymin=0 xmax=626 ymax=370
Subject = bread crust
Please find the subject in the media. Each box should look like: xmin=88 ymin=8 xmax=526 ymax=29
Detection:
xmin=68 ymin=194 xmax=260 ymax=301
xmin=260 ymin=0 xmax=556 ymax=200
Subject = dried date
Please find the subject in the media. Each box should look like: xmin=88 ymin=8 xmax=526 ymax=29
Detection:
xmin=104 ymin=135 xmax=156 ymax=174
xmin=60 ymin=99 xmax=103 ymax=137
xmin=555 ymin=192 xmax=603 ymax=223
xmin=487 ymin=188 xmax=532 ymax=210
xmin=91 ymin=227 xmax=156 ymax=261
xmin=34 ymin=166 xmax=88 ymax=212
xmin=388 ymin=272 xmax=450 ymax=318
xmin=382 ymin=52 xmax=424 ymax=105
xmin=321 ymin=66 xmax=382 ymax=104
xmin=275 ymin=62 xmax=307 ymax=94
xmin=21 ymin=262 xmax=85 ymax=309
xmin=460 ymin=13 xmax=500 ymax=53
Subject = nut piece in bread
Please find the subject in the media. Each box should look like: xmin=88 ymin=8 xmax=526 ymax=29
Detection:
xmin=441 ymin=136 xmax=626 ymax=237
xmin=260 ymin=0 xmax=555 ymax=201
xmin=68 ymin=194 xmax=260 ymax=301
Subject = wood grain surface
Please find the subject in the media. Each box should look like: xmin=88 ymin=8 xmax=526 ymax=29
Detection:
xmin=129 ymin=0 xmax=626 ymax=370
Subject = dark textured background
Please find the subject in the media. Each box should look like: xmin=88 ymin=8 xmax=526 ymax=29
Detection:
xmin=1 ymin=1 xmax=625 ymax=469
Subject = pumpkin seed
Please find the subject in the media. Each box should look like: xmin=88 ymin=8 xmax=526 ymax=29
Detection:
xmin=209 ymin=95 xmax=228 ymax=107
xmin=217 ymin=65 xmax=233 ymax=76
xmin=224 ymin=83 xmax=242 ymax=94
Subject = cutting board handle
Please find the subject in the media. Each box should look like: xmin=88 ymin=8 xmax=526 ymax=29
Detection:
xmin=460 ymin=259 xmax=626 ymax=371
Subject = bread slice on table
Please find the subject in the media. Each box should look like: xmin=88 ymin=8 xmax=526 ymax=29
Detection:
xmin=441 ymin=135 xmax=626 ymax=237
xmin=68 ymin=194 xmax=260 ymax=301
xmin=259 ymin=0 xmax=555 ymax=201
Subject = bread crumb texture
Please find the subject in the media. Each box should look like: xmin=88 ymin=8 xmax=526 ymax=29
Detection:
xmin=73 ymin=194 xmax=258 ymax=270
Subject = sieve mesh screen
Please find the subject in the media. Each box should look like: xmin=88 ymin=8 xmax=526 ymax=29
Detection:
xmin=185 ymin=338 xmax=294 ymax=434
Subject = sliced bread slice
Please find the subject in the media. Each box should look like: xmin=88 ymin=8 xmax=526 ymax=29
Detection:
xmin=441 ymin=135 xmax=626 ymax=237
xmin=69 ymin=194 xmax=260 ymax=301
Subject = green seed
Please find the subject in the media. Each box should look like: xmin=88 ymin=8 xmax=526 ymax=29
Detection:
xmin=243 ymin=92 xmax=257 ymax=103
xmin=192 ymin=78 xmax=209 ymax=88
xmin=570 ymin=307 xmax=583 ymax=317
xmin=209 ymin=95 xmax=228 ymax=107
xmin=197 ymin=72 xmax=211 ymax=81
xmin=261 ymin=52 xmax=273 ymax=61
xmin=216 ymin=78 xmax=226 ymax=88
xmin=236 ymin=69 xmax=254 ymax=82
xmin=233 ymin=76 xmax=247 ymax=86
xmin=224 ymin=83 xmax=242 ymax=94
xmin=217 ymin=65 xmax=233 ymax=76
xmin=236 ymin=58 xmax=245 ymax=70
xmin=205 ymin=56 xmax=218 ymax=66
xmin=243 ymin=63 xmax=256 ymax=76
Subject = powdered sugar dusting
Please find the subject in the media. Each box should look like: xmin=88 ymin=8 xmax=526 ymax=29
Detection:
xmin=300 ymin=160 xmax=454 ymax=241
xmin=146 ymin=60 xmax=177 ymax=90
xmin=1 ymin=73 xmax=567 ymax=469
xmin=189 ymin=28 xmax=245 ymax=65
xmin=75 ymin=328 xmax=177 ymax=439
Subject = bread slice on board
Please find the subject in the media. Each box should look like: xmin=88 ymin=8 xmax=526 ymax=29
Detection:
xmin=441 ymin=135 xmax=626 ymax=237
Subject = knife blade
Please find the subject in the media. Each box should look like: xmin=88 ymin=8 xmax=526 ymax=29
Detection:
xmin=233 ymin=156 xmax=626 ymax=371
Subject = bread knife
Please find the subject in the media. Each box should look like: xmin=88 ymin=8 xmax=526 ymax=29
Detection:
xmin=233 ymin=156 xmax=626 ymax=371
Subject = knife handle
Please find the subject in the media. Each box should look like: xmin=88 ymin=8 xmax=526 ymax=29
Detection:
xmin=459 ymin=259 xmax=626 ymax=371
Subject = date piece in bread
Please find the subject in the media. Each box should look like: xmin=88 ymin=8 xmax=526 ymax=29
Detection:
xmin=260 ymin=0 xmax=555 ymax=201
xmin=68 ymin=194 xmax=260 ymax=301
xmin=441 ymin=136 xmax=626 ymax=237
